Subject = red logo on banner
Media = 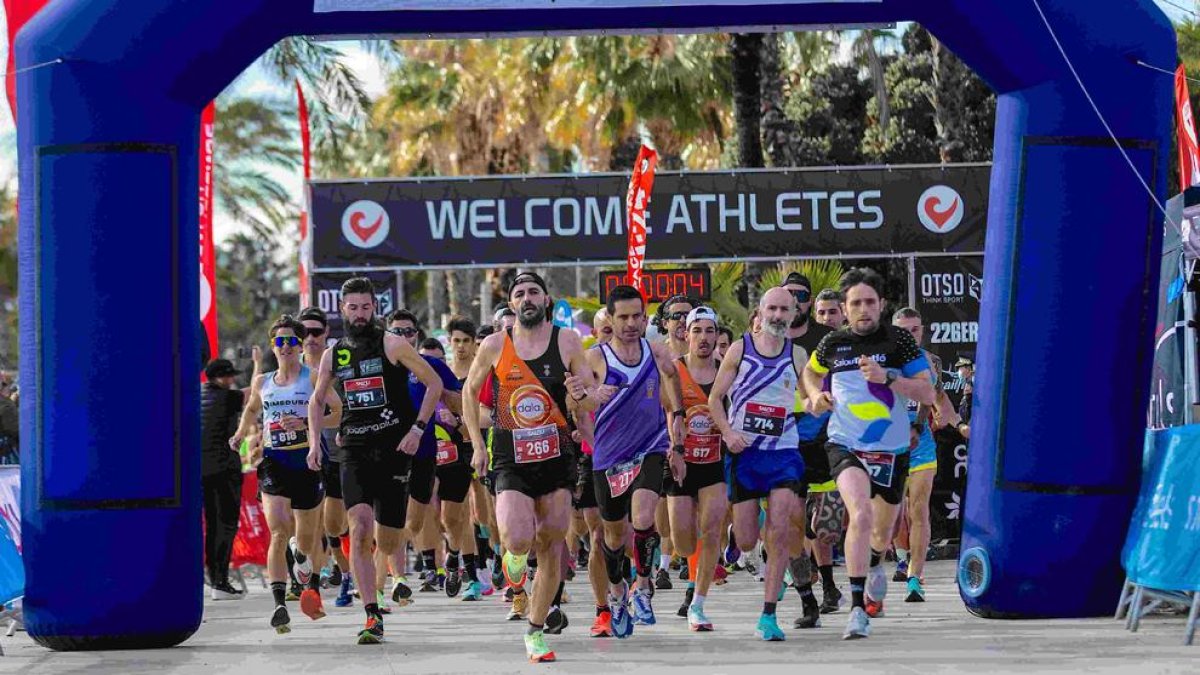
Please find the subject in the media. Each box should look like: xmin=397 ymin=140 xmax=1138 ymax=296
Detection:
xmin=1176 ymin=64 xmax=1200 ymax=192
xmin=624 ymin=145 xmax=658 ymax=297
xmin=199 ymin=102 xmax=219 ymax=367
xmin=917 ymin=185 xmax=964 ymax=233
xmin=342 ymin=200 xmax=390 ymax=248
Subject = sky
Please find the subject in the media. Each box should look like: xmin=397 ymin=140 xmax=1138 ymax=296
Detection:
xmin=0 ymin=1 xmax=1193 ymax=241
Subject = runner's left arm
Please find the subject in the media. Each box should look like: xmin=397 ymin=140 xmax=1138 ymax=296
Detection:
xmin=652 ymin=341 xmax=686 ymax=445
xmin=562 ymin=329 xmax=602 ymax=412
xmin=884 ymin=330 xmax=936 ymax=405
xmin=387 ymin=333 xmax=444 ymax=455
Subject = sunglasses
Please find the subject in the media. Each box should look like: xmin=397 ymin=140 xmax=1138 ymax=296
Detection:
xmin=665 ymin=312 xmax=688 ymax=322
xmin=389 ymin=327 xmax=419 ymax=338
xmin=791 ymin=289 xmax=812 ymax=303
xmin=273 ymin=336 xmax=301 ymax=348
xmin=302 ymin=326 xmax=325 ymax=338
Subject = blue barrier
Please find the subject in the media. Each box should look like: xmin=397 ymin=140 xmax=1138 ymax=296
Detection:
xmin=0 ymin=467 xmax=22 ymax=607
xmin=1122 ymin=426 xmax=1200 ymax=592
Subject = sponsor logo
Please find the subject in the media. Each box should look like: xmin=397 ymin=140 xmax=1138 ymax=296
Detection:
xmin=342 ymin=200 xmax=390 ymax=248
xmin=968 ymin=274 xmax=982 ymax=302
xmin=360 ymin=357 xmax=383 ymax=376
xmin=917 ymin=185 xmax=964 ymax=234
xmin=685 ymin=405 xmax=714 ymax=435
xmin=337 ymin=349 xmax=351 ymax=367
xmin=510 ymin=385 xmax=554 ymax=428
xmin=336 ymin=368 xmax=355 ymax=380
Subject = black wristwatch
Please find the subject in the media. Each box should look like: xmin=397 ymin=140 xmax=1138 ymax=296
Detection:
xmin=672 ymin=444 xmax=685 ymax=455
xmin=671 ymin=410 xmax=685 ymax=421
xmin=411 ymin=419 xmax=428 ymax=432
xmin=884 ymin=369 xmax=899 ymax=388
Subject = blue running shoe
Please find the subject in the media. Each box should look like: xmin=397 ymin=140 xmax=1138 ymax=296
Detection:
xmin=755 ymin=613 xmax=785 ymax=641
xmin=461 ymin=580 xmax=483 ymax=602
xmin=905 ymin=576 xmax=925 ymax=603
xmin=335 ymin=574 xmax=354 ymax=608
xmin=609 ymin=585 xmax=635 ymax=639
xmin=723 ymin=525 xmax=741 ymax=566
xmin=893 ymin=559 xmax=909 ymax=583
xmin=632 ymin=589 xmax=656 ymax=626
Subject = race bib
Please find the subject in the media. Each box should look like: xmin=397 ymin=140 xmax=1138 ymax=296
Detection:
xmin=683 ymin=434 xmax=721 ymax=464
xmin=436 ymin=440 xmax=459 ymax=466
xmin=605 ymin=456 xmax=643 ymax=498
xmin=513 ymin=424 xmax=561 ymax=464
xmin=345 ymin=376 xmax=387 ymax=410
xmin=741 ymin=402 xmax=786 ymax=437
xmin=268 ymin=421 xmax=308 ymax=448
xmin=853 ymin=450 xmax=897 ymax=488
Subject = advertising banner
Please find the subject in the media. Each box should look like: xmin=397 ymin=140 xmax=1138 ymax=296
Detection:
xmin=1149 ymin=194 xmax=1189 ymax=430
xmin=310 ymin=164 xmax=989 ymax=269
xmin=1123 ymin=425 xmax=1200 ymax=591
xmin=316 ymin=0 xmax=879 ymax=12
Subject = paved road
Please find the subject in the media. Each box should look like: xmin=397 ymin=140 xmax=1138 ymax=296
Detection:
xmin=0 ymin=560 xmax=1196 ymax=673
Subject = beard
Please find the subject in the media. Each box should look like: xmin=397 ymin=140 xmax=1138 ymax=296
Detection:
xmin=347 ymin=318 xmax=373 ymax=338
xmin=518 ymin=302 xmax=544 ymax=328
xmin=764 ymin=319 xmax=789 ymax=338
xmin=790 ymin=312 xmax=809 ymax=329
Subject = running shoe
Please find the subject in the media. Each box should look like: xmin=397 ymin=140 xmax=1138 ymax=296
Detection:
xmin=713 ymin=564 xmax=729 ymax=586
xmin=654 ymin=568 xmax=673 ymax=591
xmin=419 ymin=570 xmax=440 ymax=593
xmin=679 ymin=562 xmax=690 ymax=580
xmin=576 ymin=546 xmax=589 ymax=570
xmin=357 ymin=614 xmax=384 ymax=645
xmin=375 ymin=591 xmax=393 ymax=615
xmin=755 ymin=613 xmax=785 ymax=641
xmin=524 ymin=630 xmax=556 ymax=663
xmin=905 ymin=576 xmax=925 ymax=603
xmin=270 ymin=604 xmax=291 ymax=635
xmin=507 ymin=591 xmax=529 ymax=621
xmin=289 ymin=537 xmax=312 ymax=586
xmin=286 ymin=581 xmax=303 ymax=602
xmin=723 ymin=526 xmax=741 ymax=566
xmin=328 ymin=564 xmax=343 ymax=588
xmin=491 ymin=564 xmax=506 ymax=592
xmin=445 ymin=569 xmax=463 ymax=598
xmin=335 ymin=575 xmax=354 ymax=608
xmin=544 ymin=605 xmax=569 ymax=635
xmin=819 ymin=585 xmax=843 ymax=614
xmin=504 ymin=586 xmax=515 ymax=603
xmin=677 ymin=586 xmax=695 ymax=618
xmin=590 ymin=608 xmax=614 ymax=638
xmin=632 ymin=588 xmax=656 ymax=626
xmin=609 ymin=584 xmax=635 ymax=639
xmin=392 ymin=578 xmax=413 ymax=607
xmin=892 ymin=559 xmax=909 ymax=583
xmin=793 ymin=602 xmax=821 ymax=629
xmin=479 ymin=570 xmax=495 ymax=596
xmin=211 ymin=582 xmax=245 ymax=601
xmin=299 ymin=588 xmax=326 ymax=621
xmin=865 ymin=598 xmax=884 ymax=618
xmin=842 ymin=606 xmax=870 ymax=640
xmin=866 ymin=562 xmax=888 ymax=602
xmin=461 ymin=580 xmax=484 ymax=601
xmin=687 ymin=605 xmax=713 ymax=632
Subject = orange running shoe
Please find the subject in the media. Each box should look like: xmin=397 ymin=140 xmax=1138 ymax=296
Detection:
xmin=590 ymin=608 xmax=614 ymax=638
xmin=865 ymin=599 xmax=884 ymax=618
xmin=300 ymin=588 xmax=326 ymax=621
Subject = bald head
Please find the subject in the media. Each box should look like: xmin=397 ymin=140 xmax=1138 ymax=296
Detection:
xmin=758 ymin=287 xmax=797 ymax=338
xmin=592 ymin=307 xmax=613 ymax=345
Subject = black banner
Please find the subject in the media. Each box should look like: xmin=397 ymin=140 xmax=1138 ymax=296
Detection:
xmin=1148 ymin=194 xmax=1189 ymax=429
xmin=311 ymin=270 xmax=399 ymax=340
xmin=913 ymin=255 xmax=982 ymax=546
xmin=310 ymin=164 xmax=989 ymax=269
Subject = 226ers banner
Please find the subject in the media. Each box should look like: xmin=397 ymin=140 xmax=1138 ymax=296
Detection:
xmin=913 ymin=255 xmax=982 ymax=547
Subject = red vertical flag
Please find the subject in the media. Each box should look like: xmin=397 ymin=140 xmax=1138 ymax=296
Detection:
xmin=1175 ymin=64 xmax=1200 ymax=193
xmin=199 ymin=102 xmax=219 ymax=363
xmin=296 ymin=80 xmax=313 ymax=308
xmin=3 ymin=0 xmax=51 ymax=121
xmin=624 ymin=145 xmax=658 ymax=299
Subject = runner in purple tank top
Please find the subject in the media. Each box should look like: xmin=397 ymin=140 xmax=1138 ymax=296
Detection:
xmin=584 ymin=284 xmax=686 ymax=638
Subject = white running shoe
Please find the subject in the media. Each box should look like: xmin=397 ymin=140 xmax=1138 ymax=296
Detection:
xmin=866 ymin=562 xmax=888 ymax=602
xmin=290 ymin=536 xmax=312 ymax=585
xmin=843 ymin=606 xmax=870 ymax=640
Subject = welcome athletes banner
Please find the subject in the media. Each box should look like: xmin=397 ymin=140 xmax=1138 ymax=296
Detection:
xmin=310 ymin=164 xmax=988 ymax=269
xmin=311 ymin=270 xmax=399 ymax=339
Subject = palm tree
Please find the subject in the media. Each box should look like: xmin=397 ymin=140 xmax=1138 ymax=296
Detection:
xmin=213 ymin=97 xmax=300 ymax=239
xmin=850 ymin=29 xmax=899 ymax=138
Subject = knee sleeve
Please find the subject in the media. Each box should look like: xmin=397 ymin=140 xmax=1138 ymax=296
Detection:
xmin=633 ymin=527 xmax=660 ymax=579
xmin=600 ymin=541 xmax=627 ymax=586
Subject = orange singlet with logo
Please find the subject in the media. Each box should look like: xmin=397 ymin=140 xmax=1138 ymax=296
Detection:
xmin=490 ymin=327 xmax=574 ymax=474
xmin=676 ymin=358 xmax=722 ymax=465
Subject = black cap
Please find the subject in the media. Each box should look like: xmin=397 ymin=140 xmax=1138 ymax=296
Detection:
xmin=205 ymin=359 xmax=239 ymax=380
xmin=508 ymin=271 xmax=549 ymax=297
xmin=297 ymin=306 xmax=327 ymax=327
xmin=782 ymin=272 xmax=811 ymax=289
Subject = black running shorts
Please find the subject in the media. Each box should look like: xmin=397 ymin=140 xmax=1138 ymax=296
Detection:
xmin=826 ymin=443 xmax=910 ymax=506
xmin=340 ymin=447 xmax=412 ymax=529
xmin=258 ymin=456 xmax=324 ymax=511
xmin=593 ymin=452 xmax=665 ymax=522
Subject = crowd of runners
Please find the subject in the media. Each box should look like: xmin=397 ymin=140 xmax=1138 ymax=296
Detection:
xmin=206 ymin=266 xmax=974 ymax=662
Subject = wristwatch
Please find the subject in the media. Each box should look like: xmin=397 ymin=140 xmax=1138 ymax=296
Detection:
xmin=411 ymin=419 xmax=428 ymax=433
xmin=671 ymin=410 xmax=686 ymax=421
xmin=672 ymin=444 xmax=685 ymax=455
xmin=884 ymin=369 xmax=899 ymax=387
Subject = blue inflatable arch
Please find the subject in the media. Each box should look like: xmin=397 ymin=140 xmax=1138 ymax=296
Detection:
xmin=13 ymin=0 xmax=1174 ymax=649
